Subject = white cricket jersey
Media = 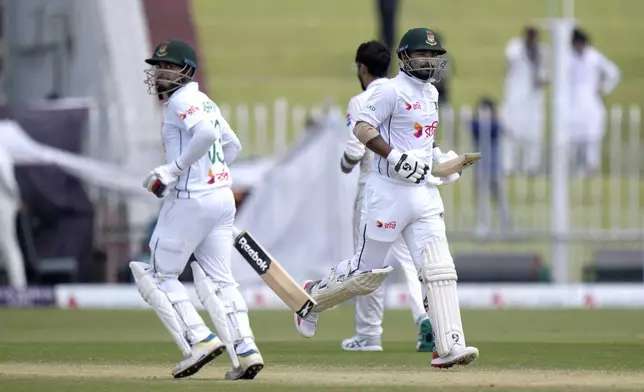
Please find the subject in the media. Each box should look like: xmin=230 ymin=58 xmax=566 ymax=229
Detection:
xmin=162 ymin=82 xmax=233 ymax=199
xmin=356 ymin=72 xmax=440 ymax=185
xmin=344 ymin=78 xmax=388 ymax=185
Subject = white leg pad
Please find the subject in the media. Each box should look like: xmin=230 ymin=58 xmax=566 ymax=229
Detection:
xmin=310 ymin=261 xmax=393 ymax=312
xmin=420 ymin=238 xmax=465 ymax=357
xmin=190 ymin=262 xmax=240 ymax=368
xmin=130 ymin=261 xmax=191 ymax=356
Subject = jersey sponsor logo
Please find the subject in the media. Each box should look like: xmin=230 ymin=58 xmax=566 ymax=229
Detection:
xmin=404 ymin=101 xmax=422 ymax=111
xmin=413 ymin=121 xmax=439 ymax=139
xmin=346 ymin=113 xmax=352 ymax=127
xmin=178 ymin=105 xmax=200 ymax=120
xmin=235 ymin=234 xmax=271 ymax=275
xmin=207 ymin=168 xmax=229 ymax=184
xmin=366 ymin=105 xmax=376 ymax=111
xmin=376 ymin=220 xmax=396 ymax=229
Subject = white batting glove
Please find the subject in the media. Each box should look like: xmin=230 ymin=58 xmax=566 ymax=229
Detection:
xmin=431 ymin=148 xmax=461 ymax=186
xmin=387 ymin=149 xmax=429 ymax=184
xmin=142 ymin=161 xmax=184 ymax=198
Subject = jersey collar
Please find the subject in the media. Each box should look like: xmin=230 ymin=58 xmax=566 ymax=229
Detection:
xmin=365 ymin=77 xmax=387 ymax=91
xmin=168 ymin=82 xmax=199 ymax=103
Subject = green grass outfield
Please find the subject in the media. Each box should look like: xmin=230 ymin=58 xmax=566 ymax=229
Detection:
xmin=192 ymin=0 xmax=644 ymax=110
xmin=2 ymin=308 xmax=644 ymax=391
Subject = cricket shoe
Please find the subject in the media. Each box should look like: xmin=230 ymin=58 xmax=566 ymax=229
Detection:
xmin=431 ymin=345 xmax=479 ymax=369
xmin=225 ymin=340 xmax=265 ymax=380
xmin=294 ymin=280 xmax=319 ymax=338
xmin=172 ymin=333 xmax=226 ymax=378
xmin=341 ymin=335 xmax=383 ymax=351
xmin=416 ymin=319 xmax=435 ymax=352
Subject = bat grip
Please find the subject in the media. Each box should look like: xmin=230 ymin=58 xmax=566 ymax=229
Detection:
xmin=232 ymin=226 xmax=242 ymax=238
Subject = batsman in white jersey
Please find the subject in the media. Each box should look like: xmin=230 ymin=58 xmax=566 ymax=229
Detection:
xmin=295 ymin=28 xmax=479 ymax=368
xmin=340 ymin=40 xmax=434 ymax=353
xmin=133 ymin=39 xmax=263 ymax=380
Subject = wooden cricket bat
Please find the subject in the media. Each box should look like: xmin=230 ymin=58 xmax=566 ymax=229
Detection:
xmin=432 ymin=152 xmax=482 ymax=177
xmin=232 ymin=228 xmax=316 ymax=318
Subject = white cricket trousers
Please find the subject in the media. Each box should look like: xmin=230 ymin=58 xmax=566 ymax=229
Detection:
xmin=0 ymin=192 xmax=26 ymax=289
xmin=352 ymin=183 xmax=426 ymax=337
xmin=149 ymin=186 xmax=242 ymax=344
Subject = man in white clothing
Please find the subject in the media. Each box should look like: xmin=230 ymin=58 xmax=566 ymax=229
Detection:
xmin=0 ymin=143 xmax=27 ymax=289
xmin=500 ymin=25 xmax=550 ymax=176
xmin=135 ymin=39 xmax=263 ymax=380
xmin=340 ymin=40 xmax=434 ymax=353
xmin=295 ymin=28 xmax=478 ymax=369
xmin=569 ymin=28 xmax=620 ymax=176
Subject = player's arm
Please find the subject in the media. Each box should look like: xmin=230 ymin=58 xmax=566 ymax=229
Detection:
xmin=143 ymin=102 xmax=216 ymax=197
xmin=597 ymin=51 xmax=620 ymax=96
xmin=219 ymin=116 xmax=242 ymax=165
xmin=340 ymin=97 xmax=365 ymax=173
xmin=353 ymin=83 xmax=428 ymax=183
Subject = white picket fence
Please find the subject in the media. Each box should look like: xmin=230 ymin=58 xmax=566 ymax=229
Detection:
xmin=219 ymin=99 xmax=643 ymax=236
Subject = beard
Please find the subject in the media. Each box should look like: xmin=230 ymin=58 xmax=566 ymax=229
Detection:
xmin=357 ymin=72 xmax=367 ymax=91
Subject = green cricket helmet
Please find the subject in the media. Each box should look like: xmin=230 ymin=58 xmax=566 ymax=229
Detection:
xmin=144 ymin=39 xmax=198 ymax=97
xmin=397 ymin=28 xmax=447 ymax=83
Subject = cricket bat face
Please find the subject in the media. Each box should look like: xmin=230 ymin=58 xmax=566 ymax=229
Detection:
xmin=233 ymin=231 xmax=316 ymax=319
xmin=431 ymin=152 xmax=482 ymax=177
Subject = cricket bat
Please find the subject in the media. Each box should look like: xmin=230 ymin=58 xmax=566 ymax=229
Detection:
xmin=432 ymin=152 xmax=482 ymax=177
xmin=232 ymin=227 xmax=316 ymax=318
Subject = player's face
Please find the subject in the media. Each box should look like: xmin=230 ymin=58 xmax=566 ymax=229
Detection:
xmin=401 ymin=50 xmax=446 ymax=82
xmin=144 ymin=62 xmax=190 ymax=95
xmin=572 ymin=41 xmax=585 ymax=55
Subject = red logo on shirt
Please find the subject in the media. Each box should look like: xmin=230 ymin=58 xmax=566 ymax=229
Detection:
xmin=376 ymin=220 xmax=396 ymax=229
xmin=179 ymin=105 xmax=200 ymax=120
xmin=208 ymin=168 xmax=229 ymax=184
xmin=413 ymin=121 xmax=438 ymax=139
xmin=405 ymin=101 xmax=422 ymax=111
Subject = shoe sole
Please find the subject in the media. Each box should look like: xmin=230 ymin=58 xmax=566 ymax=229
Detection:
xmin=431 ymin=351 xmax=479 ymax=369
xmin=342 ymin=346 xmax=383 ymax=352
xmin=172 ymin=345 xmax=226 ymax=378
xmin=239 ymin=363 xmax=264 ymax=379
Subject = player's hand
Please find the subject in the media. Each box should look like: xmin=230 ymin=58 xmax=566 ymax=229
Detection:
xmin=143 ymin=161 xmax=184 ymax=198
xmin=430 ymin=149 xmax=461 ymax=185
xmin=387 ymin=150 xmax=428 ymax=184
xmin=340 ymin=153 xmax=360 ymax=174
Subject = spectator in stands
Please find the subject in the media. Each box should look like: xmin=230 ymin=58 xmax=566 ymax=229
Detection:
xmin=470 ymin=97 xmax=511 ymax=233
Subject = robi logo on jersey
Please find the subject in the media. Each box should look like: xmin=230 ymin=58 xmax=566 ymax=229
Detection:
xmin=413 ymin=121 xmax=439 ymax=139
xmin=404 ymin=101 xmax=422 ymax=111
xmin=376 ymin=220 xmax=397 ymax=229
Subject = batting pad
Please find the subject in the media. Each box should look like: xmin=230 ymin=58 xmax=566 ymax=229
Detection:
xmin=130 ymin=261 xmax=192 ymax=356
xmin=310 ymin=262 xmax=393 ymax=312
xmin=420 ymin=238 xmax=466 ymax=357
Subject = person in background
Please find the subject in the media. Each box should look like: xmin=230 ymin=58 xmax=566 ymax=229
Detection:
xmin=431 ymin=31 xmax=455 ymax=110
xmin=471 ymin=97 xmax=511 ymax=233
xmin=500 ymin=25 xmax=549 ymax=176
xmin=376 ymin=0 xmax=399 ymax=72
xmin=0 ymin=143 xmax=27 ymax=289
xmin=569 ymin=27 xmax=620 ymax=177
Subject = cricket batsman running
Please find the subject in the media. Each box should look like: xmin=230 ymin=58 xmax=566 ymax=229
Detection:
xmin=340 ymin=40 xmax=440 ymax=353
xmin=131 ymin=39 xmax=264 ymax=380
xmin=295 ymin=28 xmax=479 ymax=368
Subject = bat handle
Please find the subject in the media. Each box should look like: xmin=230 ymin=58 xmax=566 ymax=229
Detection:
xmin=232 ymin=226 xmax=242 ymax=238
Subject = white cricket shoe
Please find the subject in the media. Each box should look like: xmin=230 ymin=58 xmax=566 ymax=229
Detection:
xmin=341 ymin=335 xmax=383 ymax=352
xmin=431 ymin=345 xmax=479 ymax=369
xmin=225 ymin=341 xmax=265 ymax=380
xmin=294 ymin=280 xmax=319 ymax=338
xmin=172 ymin=333 xmax=226 ymax=378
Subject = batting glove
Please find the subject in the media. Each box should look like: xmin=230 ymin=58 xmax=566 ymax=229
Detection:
xmin=143 ymin=161 xmax=184 ymax=198
xmin=387 ymin=149 xmax=428 ymax=184
xmin=431 ymin=148 xmax=461 ymax=185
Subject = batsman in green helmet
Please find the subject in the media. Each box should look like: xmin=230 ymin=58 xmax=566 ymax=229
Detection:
xmin=397 ymin=27 xmax=448 ymax=83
